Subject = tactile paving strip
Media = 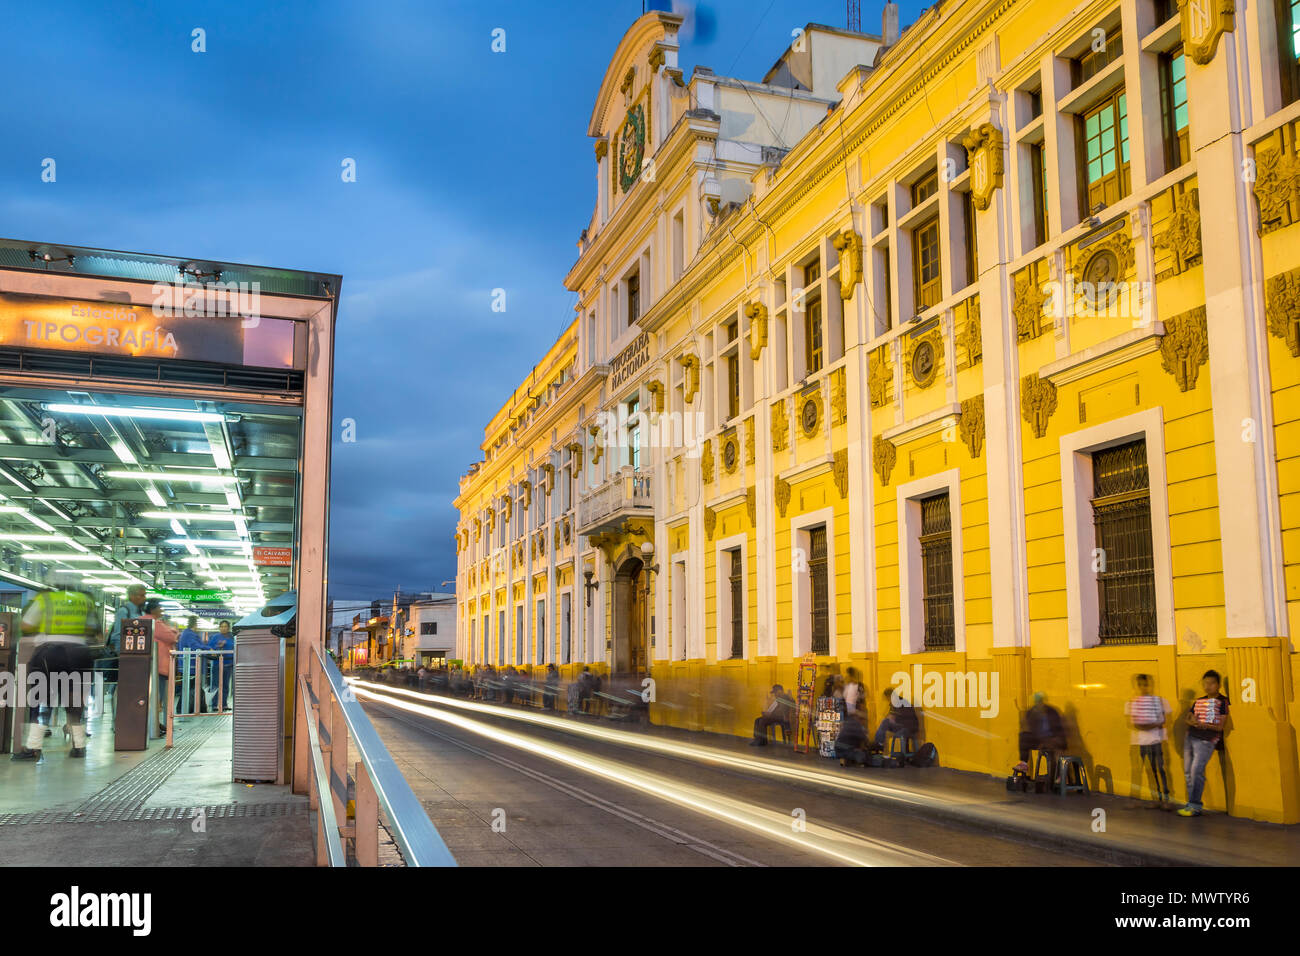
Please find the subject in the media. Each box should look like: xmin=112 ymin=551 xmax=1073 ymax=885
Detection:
xmin=0 ymin=802 xmax=308 ymax=826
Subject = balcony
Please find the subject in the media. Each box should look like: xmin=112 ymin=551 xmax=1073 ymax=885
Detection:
xmin=577 ymin=468 xmax=653 ymax=535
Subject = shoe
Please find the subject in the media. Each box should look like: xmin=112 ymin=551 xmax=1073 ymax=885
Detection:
xmin=43 ymin=727 xmax=51 ymax=738
xmin=68 ymin=747 xmax=86 ymax=758
xmin=839 ymin=758 xmax=848 ymax=767
xmin=1176 ymin=806 xmax=1202 ymax=817
xmin=11 ymin=748 xmax=41 ymax=761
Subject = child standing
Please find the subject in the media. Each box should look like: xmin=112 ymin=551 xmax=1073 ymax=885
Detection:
xmin=1124 ymin=674 xmax=1172 ymax=807
xmin=1178 ymin=669 xmax=1229 ymax=817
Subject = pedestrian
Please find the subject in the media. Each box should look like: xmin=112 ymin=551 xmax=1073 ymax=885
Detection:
xmin=1178 ymin=669 xmax=1229 ymax=817
xmin=11 ymin=570 xmax=102 ymax=762
xmin=872 ymin=687 xmax=920 ymax=753
xmin=177 ymin=616 xmax=206 ymax=714
xmin=1125 ymin=673 xmax=1172 ymax=808
xmin=208 ymin=620 xmax=236 ymax=710
xmin=750 ymin=684 xmax=792 ymax=746
xmin=146 ymin=600 xmax=180 ymax=734
xmin=543 ymin=663 xmax=560 ymax=710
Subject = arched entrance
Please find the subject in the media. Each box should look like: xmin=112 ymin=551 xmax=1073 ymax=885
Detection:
xmin=612 ymin=554 xmax=647 ymax=676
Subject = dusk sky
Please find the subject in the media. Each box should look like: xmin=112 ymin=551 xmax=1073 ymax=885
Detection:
xmin=0 ymin=0 xmax=925 ymax=601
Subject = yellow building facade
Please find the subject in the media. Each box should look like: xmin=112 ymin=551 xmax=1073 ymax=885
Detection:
xmin=455 ymin=3 xmax=1300 ymax=822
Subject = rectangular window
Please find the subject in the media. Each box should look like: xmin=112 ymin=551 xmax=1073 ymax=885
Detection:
xmin=561 ymin=591 xmax=572 ymax=665
xmin=498 ymin=610 xmax=506 ymax=666
xmin=803 ymin=258 xmax=821 ymax=287
xmin=805 ymin=297 xmax=824 ymax=375
xmin=913 ymin=217 xmax=942 ymax=311
xmin=727 ymin=547 xmax=744 ymax=659
xmin=808 ymin=525 xmax=829 ymax=655
xmin=515 ymin=605 xmax=524 ymax=666
xmin=1092 ymin=439 xmax=1157 ymax=645
xmin=1160 ymin=50 xmax=1190 ymax=171
xmin=920 ymin=493 xmax=955 ymax=651
xmin=1282 ymin=0 xmax=1300 ymax=106
xmin=1031 ymin=143 xmax=1049 ymax=247
xmin=962 ymin=191 xmax=978 ymax=288
xmin=627 ymin=271 xmax=640 ymax=327
xmin=912 ymin=170 xmax=939 ymax=207
xmin=1081 ymin=91 xmax=1130 ymax=212
xmin=627 ymin=398 xmax=641 ymax=470
xmin=1076 ymin=28 xmax=1124 ymax=86
xmin=420 ymin=621 xmax=437 ymax=635
xmin=672 ymin=211 xmax=684 ymax=281
xmin=536 ymin=600 xmax=545 ymax=666
xmin=726 ymin=351 xmax=740 ymax=420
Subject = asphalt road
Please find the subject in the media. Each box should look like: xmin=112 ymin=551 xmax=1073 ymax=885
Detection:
xmin=358 ymin=686 xmax=1099 ymax=867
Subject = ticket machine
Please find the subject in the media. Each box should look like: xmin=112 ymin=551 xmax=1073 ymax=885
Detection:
xmin=114 ymin=616 xmax=153 ymax=751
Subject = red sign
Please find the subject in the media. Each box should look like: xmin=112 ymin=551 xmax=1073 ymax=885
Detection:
xmin=253 ymin=546 xmax=292 ymax=566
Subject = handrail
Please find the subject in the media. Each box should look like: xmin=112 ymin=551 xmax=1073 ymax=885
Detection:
xmin=299 ymin=674 xmax=346 ymax=867
xmin=313 ymin=647 xmax=457 ymax=867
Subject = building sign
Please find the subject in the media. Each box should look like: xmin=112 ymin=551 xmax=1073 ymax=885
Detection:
xmin=1179 ymin=0 xmax=1233 ymax=65
xmin=154 ymin=588 xmax=232 ymax=603
xmin=253 ymin=546 xmax=292 ymax=566
xmin=0 ymin=292 xmax=304 ymax=370
xmin=609 ymin=331 xmax=650 ymax=390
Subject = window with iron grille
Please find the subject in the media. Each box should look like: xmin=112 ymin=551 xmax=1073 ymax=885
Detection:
xmin=808 ymin=525 xmax=830 ymax=655
xmin=920 ymin=493 xmax=955 ymax=650
xmin=727 ymin=548 xmax=744 ymax=659
xmin=1091 ymin=439 xmax=1157 ymax=644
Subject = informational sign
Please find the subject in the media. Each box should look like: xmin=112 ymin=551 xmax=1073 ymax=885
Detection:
xmin=120 ymin=617 xmax=154 ymax=655
xmin=794 ymin=654 xmax=816 ymax=753
xmin=0 ymin=292 xmax=304 ymax=370
xmin=154 ymin=588 xmax=232 ymax=603
xmin=0 ymin=620 xmax=8 ymax=651
xmin=253 ymin=546 xmax=292 ymax=567
xmin=183 ymin=605 xmax=242 ymax=620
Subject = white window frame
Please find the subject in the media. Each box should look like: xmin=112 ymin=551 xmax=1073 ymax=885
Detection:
xmin=559 ymin=588 xmax=573 ymax=665
xmin=1061 ymin=406 xmax=1175 ymax=649
xmin=791 ymin=505 xmax=837 ymax=657
xmin=896 ymin=467 xmax=965 ymax=655
xmin=714 ymin=532 xmax=748 ymax=661
xmin=671 ymin=554 xmax=688 ymax=661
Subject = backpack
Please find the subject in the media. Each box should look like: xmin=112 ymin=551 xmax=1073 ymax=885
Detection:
xmin=909 ymin=742 xmax=938 ymax=767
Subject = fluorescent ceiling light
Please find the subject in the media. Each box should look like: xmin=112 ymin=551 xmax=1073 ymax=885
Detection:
xmin=144 ymin=511 xmax=239 ymax=522
xmin=210 ymin=445 xmax=232 ymax=469
xmin=165 ymin=538 xmax=245 ymax=548
xmin=145 ymin=488 xmax=167 ymax=508
xmin=0 ymin=568 xmax=46 ymax=589
xmin=35 ymin=498 xmax=72 ymax=522
xmin=23 ymin=553 xmax=111 ymax=563
xmin=0 ymin=533 xmax=69 ymax=542
xmin=19 ymin=512 xmax=57 ymax=532
xmin=104 ymin=470 xmax=238 ymax=484
xmin=0 ymin=505 xmax=26 ymax=513
xmin=183 ymin=557 xmax=254 ymax=566
xmin=45 ymin=403 xmax=224 ymax=424
xmin=0 ymin=466 xmax=32 ymax=492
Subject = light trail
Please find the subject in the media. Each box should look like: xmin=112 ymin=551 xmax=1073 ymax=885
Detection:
xmin=353 ymin=684 xmax=954 ymax=867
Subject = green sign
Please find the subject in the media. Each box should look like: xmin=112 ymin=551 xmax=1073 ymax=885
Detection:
xmin=153 ymin=588 xmax=233 ymax=602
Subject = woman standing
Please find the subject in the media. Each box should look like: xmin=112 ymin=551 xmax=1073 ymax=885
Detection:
xmin=145 ymin=599 xmax=179 ymax=735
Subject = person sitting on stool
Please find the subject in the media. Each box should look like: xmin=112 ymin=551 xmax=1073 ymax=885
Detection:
xmin=1016 ymin=692 xmax=1068 ymax=781
xmin=871 ymin=687 xmax=920 ymax=753
xmin=750 ymin=684 xmax=792 ymax=746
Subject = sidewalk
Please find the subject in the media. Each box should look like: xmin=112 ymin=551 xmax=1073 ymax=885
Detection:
xmin=0 ymin=710 xmax=313 ymax=866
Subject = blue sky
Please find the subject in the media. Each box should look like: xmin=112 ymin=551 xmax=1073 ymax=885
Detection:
xmin=0 ymin=0 xmax=923 ymax=600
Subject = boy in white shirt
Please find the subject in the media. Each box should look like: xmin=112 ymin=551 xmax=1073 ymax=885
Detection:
xmin=1124 ymin=673 xmax=1172 ymax=808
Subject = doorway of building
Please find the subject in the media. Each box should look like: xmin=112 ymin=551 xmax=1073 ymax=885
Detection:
xmin=612 ymin=555 xmax=646 ymax=675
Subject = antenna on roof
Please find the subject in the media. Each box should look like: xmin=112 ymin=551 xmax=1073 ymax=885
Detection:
xmin=847 ymin=0 xmax=861 ymax=32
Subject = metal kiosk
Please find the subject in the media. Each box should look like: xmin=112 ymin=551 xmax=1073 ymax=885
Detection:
xmin=0 ymin=613 xmax=15 ymax=753
xmin=232 ymin=591 xmax=296 ymax=783
xmin=115 ymin=616 xmax=153 ymax=751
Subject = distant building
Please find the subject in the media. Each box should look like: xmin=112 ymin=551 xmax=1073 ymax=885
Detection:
xmin=406 ymin=594 xmax=457 ymax=666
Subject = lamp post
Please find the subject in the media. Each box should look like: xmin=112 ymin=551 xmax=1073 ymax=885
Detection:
xmin=639 ymin=540 xmax=658 ymax=676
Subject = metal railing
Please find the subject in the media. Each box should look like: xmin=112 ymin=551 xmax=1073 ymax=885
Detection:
xmin=298 ymin=646 xmax=456 ymax=867
xmin=577 ymin=468 xmax=653 ymax=530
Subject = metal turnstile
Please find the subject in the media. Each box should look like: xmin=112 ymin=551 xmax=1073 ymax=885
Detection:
xmin=114 ymin=617 xmax=153 ymax=751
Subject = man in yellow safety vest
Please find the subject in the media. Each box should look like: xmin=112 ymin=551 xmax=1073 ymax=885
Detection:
xmin=12 ymin=570 xmax=103 ymax=762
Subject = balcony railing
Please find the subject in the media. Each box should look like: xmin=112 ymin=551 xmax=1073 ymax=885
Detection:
xmin=577 ymin=468 xmax=653 ymax=534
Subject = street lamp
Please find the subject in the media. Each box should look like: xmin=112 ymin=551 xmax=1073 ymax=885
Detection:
xmin=583 ymin=562 xmax=599 ymax=607
xmin=640 ymin=540 xmax=658 ymax=675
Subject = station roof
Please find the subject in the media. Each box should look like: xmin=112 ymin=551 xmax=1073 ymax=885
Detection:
xmin=0 ymin=237 xmax=342 ymax=299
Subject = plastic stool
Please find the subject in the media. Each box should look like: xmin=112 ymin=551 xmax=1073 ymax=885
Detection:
xmin=1057 ymin=755 xmax=1090 ymax=795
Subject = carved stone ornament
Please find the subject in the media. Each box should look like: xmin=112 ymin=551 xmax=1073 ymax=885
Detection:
xmin=680 ymin=353 xmax=700 ymax=404
xmin=1071 ymin=227 xmax=1135 ymax=286
xmin=1155 ymin=187 xmax=1202 ymax=272
xmin=1179 ymin=0 xmax=1234 ymax=65
xmin=554 ymin=523 xmax=561 ymax=549
xmin=958 ymin=298 xmax=982 ymax=366
xmin=746 ymin=485 xmax=756 ymax=524
xmin=745 ymin=416 xmax=755 ymax=465
xmin=701 ymin=438 xmax=714 ymax=484
xmin=703 ymin=506 xmax=717 ymax=541
xmin=1012 ymin=272 xmax=1049 ymax=341
xmin=1265 ymin=267 xmax=1300 ymax=356
xmin=832 ymin=448 xmax=849 ymax=499
xmin=502 ymin=495 xmax=512 ymax=522
xmin=541 ymin=463 xmax=555 ymax=495
xmin=1160 ymin=306 xmax=1209 ymax=391
xmin=831 ymin=367 xmax=847 ymax=425
xmin=621 ymin=66 xmax=636 ymax=97
xmin=745 ymin=301 xmax=769 ymax=360
xmin=1021 ymin=374 xmax=1058 ymax=439
xmin=722 ymin=435 xmax=739 ymax=474
xmin=961 ymin=122 xmax=1005 ymax=211
xmin=595 ymin=139 xmax=609 ymax=162
xmin=832 ymin=229 xmax=863 ymax=300
xmin=908 ymin=331 xmax=943 ymax=390
xmin=474 ymin=517 xmax=481 ymax=541
xmin=648 ymin=46 xmax=665 ymax=72
xmin=1253 ymin=144 xmax=1300 ymax=232
xmin=564 ymin=517 xmax=572 ymax=544
xmin=588 ymin=425 xmax=603 ymax=465
xmin=521 ymin=478 xmax=533 ymax=510
xmin=771 ymin=399 xmax=788 ymax=453
xmin=774 ymin=477 xmax=792 ymax=517
xmin=872 ymin=436 xmax=897 ymax=487
xmin=486 ymin=509 xmax=495 ymax=534
xmin=799 ymin=393 xmax=822 ymax=438
xmin=959 ymin=394 xmax=986 ymax=458
xmin=868 ymin=349 xmax=893 ymax=408
xmin=538 ymin=531 xmax=546 ymax=558
xmin=567 ymin=441 xmax=584 ymax=471
xmin=645 ymin=379 xmax=665 ymax=413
